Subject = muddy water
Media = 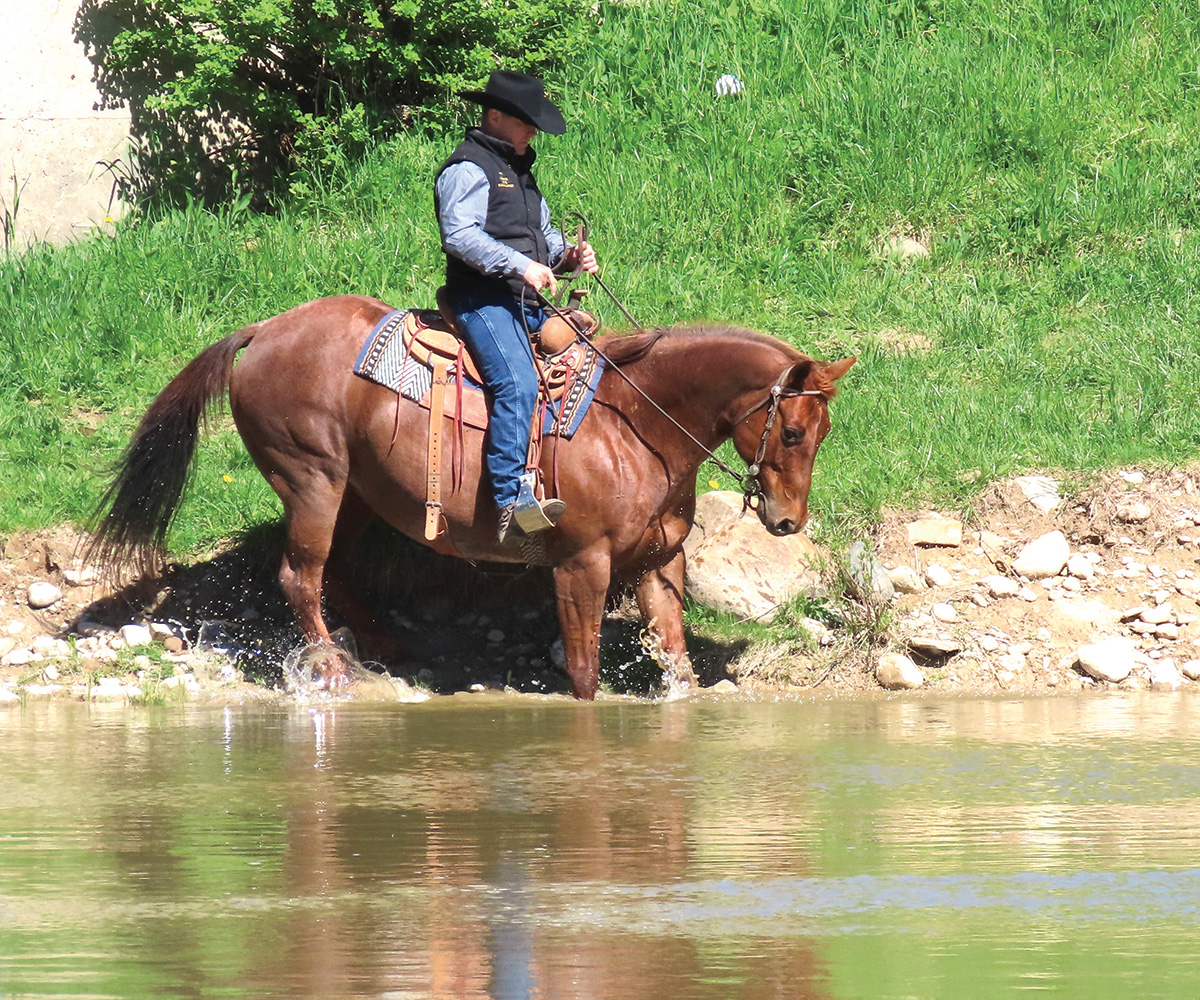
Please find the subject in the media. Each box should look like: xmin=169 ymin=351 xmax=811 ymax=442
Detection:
xmin=2 ymin=694 xmax=1199 ymax=999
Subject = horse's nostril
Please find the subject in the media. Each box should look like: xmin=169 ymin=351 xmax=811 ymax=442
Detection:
xmin=774 ymin=519 xmax=795 ymax=535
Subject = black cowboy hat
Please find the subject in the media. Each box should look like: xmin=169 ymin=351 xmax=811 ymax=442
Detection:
xmin=460 ymin=70 xmax=566 ymax=135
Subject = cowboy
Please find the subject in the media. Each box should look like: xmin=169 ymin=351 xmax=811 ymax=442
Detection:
xmin=434 ymin=69 xmax=599 ymax=544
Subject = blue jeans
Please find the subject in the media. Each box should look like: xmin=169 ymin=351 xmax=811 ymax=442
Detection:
xmin=450 ymin=291 xmax=545 ymax=508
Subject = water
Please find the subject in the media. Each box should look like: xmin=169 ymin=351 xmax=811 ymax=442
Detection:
xmin=2 ymin=694 xmax=1199 ymax=999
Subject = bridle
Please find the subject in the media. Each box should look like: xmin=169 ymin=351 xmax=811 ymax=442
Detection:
xmin=728 ymin=369 xmax=827 ymax=514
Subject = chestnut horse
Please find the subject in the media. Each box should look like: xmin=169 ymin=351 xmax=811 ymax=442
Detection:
xmin=92 ymin=295 xmax=854 ymax=698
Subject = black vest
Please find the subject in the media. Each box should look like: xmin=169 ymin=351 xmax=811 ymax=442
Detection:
xmin=435 ymin=129 xmax=551 ymax=300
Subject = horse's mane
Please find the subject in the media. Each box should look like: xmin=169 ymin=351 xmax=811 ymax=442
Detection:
xmin=595 ymin=324 xmax=837 ymax=394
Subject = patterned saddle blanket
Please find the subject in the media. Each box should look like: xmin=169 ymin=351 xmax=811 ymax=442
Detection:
xmin=353 ymin=308 xmax=604 ymax=438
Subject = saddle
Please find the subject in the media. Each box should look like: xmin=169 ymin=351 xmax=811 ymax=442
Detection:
xmin=413 ymin=288 xmax=600 ymax=542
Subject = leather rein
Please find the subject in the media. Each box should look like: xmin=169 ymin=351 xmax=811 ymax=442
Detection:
xmin=535 ymin=214 xmax=829 ymax=515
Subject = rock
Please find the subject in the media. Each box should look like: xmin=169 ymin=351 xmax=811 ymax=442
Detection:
xmin=907 ymin=517 xmax=963 ymax=547
xmin=908 ymin=636 xmax=963 ymax=657
xmin=1141 ymin=603 xmax=1173 ymax=625
xmin=884 ymin=236 xmax=929 ymax=260
xmin=43 ymin=664 xmax=59 ymax=681
xmin=684 ymin=491 xmax=825 ymax=620
xmin=1012 ymin=530 xmax=1071 ymax=580
xmin=6 ymin=621 xmax=26 ymax=636
xmin=1014 ymin=475 xmax=1062 ymax=513
xmin=932 ymin=602 xmax=957 ymax=623
xmin=1060 ymin=576 xmax=1082 ymax=592
xmin=981 ymin=574 xmax=1020 ymax=598
xmin=1067 ymin=554 xmax=1095 ymax=579
xmin=1155 ymin=623 xmax=1180 ymax=639
xmin=799 ymin=618 xmax=833 ymax=646
xmin=163 ymin=636 xmax=185 ymax=653
xmin=925 ymin=564 xmax=953 ymax=588
xmin=708 ymin=679 xmax=738 ymax=694
xmin=979 ymin=635 xmax=1000 ymax=652
xmin=1076 ymin=636 xmax=1139 ymax=683
xmin=149 ymin=622 xmax=177 ymax=641
xmin=1019 ymin=586 xmax=1039 ymax=602
xmin=1181 ymin=659 xmax=1200 ymax=680
xmin=1119 ymin=470 xmax=1145 ymax=485
xmin=0 ymin=637 xmax=14 ymax=658
xmin=30 ymin=635 xmax=57 ymax=655
xmin=1116 ymin=500 xmax=1151 ymax=523
xmin=62 ymin=565 xmax=100 ymax=587
xmin=28 ymin=582 xmax=62 ymax=609
xmin=1 ymin=648 xmax=32 ymax=667
xmin=119 ymin=624 xmax=152 ymax=648
xmin=486 ymin=629 xmax=506 ymax=644
xmin=847 ymin=541 xmax=894 ymax=604
xmin=1148 ymin=659 xmax=1183 ymax=692
xmin=889 ymin=565 xmax=926 ymax=594
xmin=0 ymin=687 xmax=18 ymax=705
xmin=876 ymin=652 xmax=925 ymax=690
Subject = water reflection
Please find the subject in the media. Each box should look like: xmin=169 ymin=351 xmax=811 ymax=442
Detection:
xmin=0 ymin=694 xmax=1198 ymax=998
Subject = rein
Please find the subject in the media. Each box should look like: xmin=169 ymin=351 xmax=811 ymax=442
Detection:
xmin=527 ymin=215 xmax=828 ymax=513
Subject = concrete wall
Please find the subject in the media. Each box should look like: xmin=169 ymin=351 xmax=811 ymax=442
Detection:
xmin=0 ymin=1 xmax=131 ymax=247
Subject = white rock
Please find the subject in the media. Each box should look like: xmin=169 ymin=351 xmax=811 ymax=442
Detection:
xmin=1148 ymin=659 xmax=1183 ymax=692
xmin=1060 ymin=576 xmax=1082 ymax=592
xmin=932 ymin=602 xmax=958 ymax=623
xmin=876 ymin=652 xmax=925 ymax=690
xmin=1012 ymin=531 xmax=1071 ymax=580
xmin=1014 ymin=475 xmax=1062 ymax=513
xmin=889 ymin=565 xmax=926 ymax=594
xmin=28 ymin=582 xmax=62 ymax=609
xmin=907 ymin=517 xmax=963 ymax=547
xmin=708 ymin=679 xmax=739 ymax=694
xmin=1067 ymin=554 xmax=1095 ymax=579
xmin=1141 ymin=603 xmax=1173 ymax=625
xmin=979 ymin=635 xmax=1000 ymax=652
xmin=6 ymin=621 xmax=26 ymax=636
xmin=925 ymin=564 xmax=953 ymax=588
xmin=1116 ymin=500 xmax=1151 ymax=523
xmin=43 ymin=664 xmax=59 ymax=681
xmin=1181 ymin=659 xmax=1200 ymax=680
xmin=1119 ymin=470 xmax=1145 ymax=484
xmin=149 ymin=622 xmax=176 ymax=641
xmin=62 ymin=566 xmax=100 ymax=586
xmin=684 ymin=491 xmax=825 ymax=620
xmin=119 ymin=624 xmax=152 ymax=647
xmin=0 ymin=687 xmax=19 ymax=705
xmin=30 ymin=635 xmax=57 ymax=655
xmin=1 ymin=648 xmax=33 ymax=667
xmin=1018 ymin=586 xmax=1039 ymax=602
xmin=1077 ymin=636 xmax=1139 ymax=683
xmin=908 ymin=636 xmax=963 ymax=657
xmin=981 ymin=575 xmax=1020 ymax=598
xmin=1156 ymin=623 xmax=1180 ymax=640
xmin=799 ymin=618 xmax=833 ymax=646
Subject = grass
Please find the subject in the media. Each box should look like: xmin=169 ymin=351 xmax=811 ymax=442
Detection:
xmin=3 ymin=0 xmax=1200 ymax=558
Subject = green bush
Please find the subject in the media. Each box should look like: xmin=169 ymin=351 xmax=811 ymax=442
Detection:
xmin=74 ymin=0 xmax=597 ymax=206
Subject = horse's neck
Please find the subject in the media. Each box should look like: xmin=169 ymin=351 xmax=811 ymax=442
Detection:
xmin=615 ymin=332 xmax=785 ymax=450
xmin=636 ymin=334 xmax=782 ymax=434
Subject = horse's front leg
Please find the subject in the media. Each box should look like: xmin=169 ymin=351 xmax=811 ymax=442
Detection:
xmin=634 ymin=549 xmax=698 ymax=692
xmin=553 ymin=549 xmax=612 ymax=700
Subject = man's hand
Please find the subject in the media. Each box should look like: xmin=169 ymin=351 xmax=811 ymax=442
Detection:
xmin=563 ymin=240 xmax=599 ymax=275
xmin=523 ymin=261 xmax=558 ymax=297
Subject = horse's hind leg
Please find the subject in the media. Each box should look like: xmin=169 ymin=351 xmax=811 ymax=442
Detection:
xmin=321 ymin=489 xmax=405 ymax=663
xmin=273 ymin=474 xmax=346 ymax=680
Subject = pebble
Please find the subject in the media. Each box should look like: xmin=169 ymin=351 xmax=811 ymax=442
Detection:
xmin=889 ymin=565 xmax=926 ymax=594
xmin=1060 ymin=576 xmax=1082 ymax=592
xmin=6 ymin=621 xmax=26 ymax=636
xmin=908 ymin=636 xmax=963 ymax=657
xmin=1012 ymin=531 xmax=1071 ymax=580
xmin=1181 ymin=660 xmax=1200 ymax=680
xmin=62 ymin=566 xmax=100 ymax=587
xmin=1141 ymin=603 xmax=1173 ymax=625
xmin=28 ymin=582 xmax=62 ymax=609
xmin=932 ymin=602 xmax=957 ymax=623
xmin=1116 ymin=500 xmax=1151 ymax=523
xmin=486 ymin=629 xmax=506 ymax=644
xmin=1019 ymin=586 xmax=1039 ymax=602
xmin=876 ymin=652 xmax=925 ymax=690
xmin=1076 ymin=636 xmax=1139 ymax=683
xmin=907 ymin=517 xmax=963 ymax=547
xmin=981 ymin=574 xmax=1020 ymax=598
xmin=708 ymin=679 xmax=738 ymax=693
xmin=119 ymin=624 xmax=152 ymax=647
xmin=979 ymin=635 xmax=1000 ymax=652
xmin=925 ymin=564 xmax=953 ymax=588
xmin=1148 ymin=659 xmax=1183 ymax=692
xmin=163 ymin=636 xmax=185 ymax=653
xmin=2 ymin=648 xmax=33 ymax=667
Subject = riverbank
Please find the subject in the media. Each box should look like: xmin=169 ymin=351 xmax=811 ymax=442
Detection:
xmin=3 ymin=465 xmax=1198 ymax=705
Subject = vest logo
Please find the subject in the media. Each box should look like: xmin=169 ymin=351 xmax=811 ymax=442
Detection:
xmin=496 ymin=171 xmax=515 ymax=189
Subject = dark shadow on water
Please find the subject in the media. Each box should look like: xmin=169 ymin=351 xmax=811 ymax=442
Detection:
xmin=80 ymin=520 xmax=752 ymax=697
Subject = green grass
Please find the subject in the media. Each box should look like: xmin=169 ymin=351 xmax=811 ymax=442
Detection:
xmin=3 ymin=0 xmax=1200 ymax=554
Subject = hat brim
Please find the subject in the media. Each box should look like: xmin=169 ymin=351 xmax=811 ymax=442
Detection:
xmin=460 ymin=89 xmax=566 ymax=135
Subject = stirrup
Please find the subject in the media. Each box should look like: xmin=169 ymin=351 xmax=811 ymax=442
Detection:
xmin=513 ymin=473 xmax=565 ymax=535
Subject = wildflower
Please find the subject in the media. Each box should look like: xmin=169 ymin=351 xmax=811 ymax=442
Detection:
xmin=708 ymin=479 xmax=720 ymax=489
xmin=715 ymin=74 xmax=744 ymax=97
xmin=222 ymin=474 xmax=233 ymax=483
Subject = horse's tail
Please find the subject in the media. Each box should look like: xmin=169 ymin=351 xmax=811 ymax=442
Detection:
xmin=88 ymin=326 xmax=257 ymax=575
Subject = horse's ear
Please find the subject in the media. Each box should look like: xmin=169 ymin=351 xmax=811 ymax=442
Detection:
xmin=783 ymin=360 xmax=815 ymax=391
xmin=823 ymin=357 xmax=857 ymax=382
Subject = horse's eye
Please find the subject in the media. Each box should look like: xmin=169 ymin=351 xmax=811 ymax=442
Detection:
xmin=781 ymin=425 xmax=806 ymax=447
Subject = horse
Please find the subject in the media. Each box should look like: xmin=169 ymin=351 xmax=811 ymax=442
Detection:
xmin=91 ymin=294 xmax=854 ymax=699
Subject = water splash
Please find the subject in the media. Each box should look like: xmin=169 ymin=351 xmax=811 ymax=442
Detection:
xmin=281 ymin=628 xmax=427 ymax=704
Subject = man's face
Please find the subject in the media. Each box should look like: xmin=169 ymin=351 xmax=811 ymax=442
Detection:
xmin=483 ymin=109 xmax=538 ymax=155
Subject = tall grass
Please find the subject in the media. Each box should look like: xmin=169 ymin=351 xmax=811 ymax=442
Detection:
xmin=3 ymin=0 xmax=1200 ymax=551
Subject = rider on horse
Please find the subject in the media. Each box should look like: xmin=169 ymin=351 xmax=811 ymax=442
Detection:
xmin=434 ymin=70 xmax=599 ymax=544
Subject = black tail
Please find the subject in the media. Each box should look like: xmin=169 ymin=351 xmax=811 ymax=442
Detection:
xmin=88 ymin=327 xmax=256 ymax=575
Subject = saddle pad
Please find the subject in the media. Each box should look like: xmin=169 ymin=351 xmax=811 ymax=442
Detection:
xmin=353 ymin=308 xmax=605 ymax=439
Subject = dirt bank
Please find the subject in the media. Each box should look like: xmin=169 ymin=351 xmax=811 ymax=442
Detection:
xmin=2 ymin=467 xmax=1198 ymax=702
